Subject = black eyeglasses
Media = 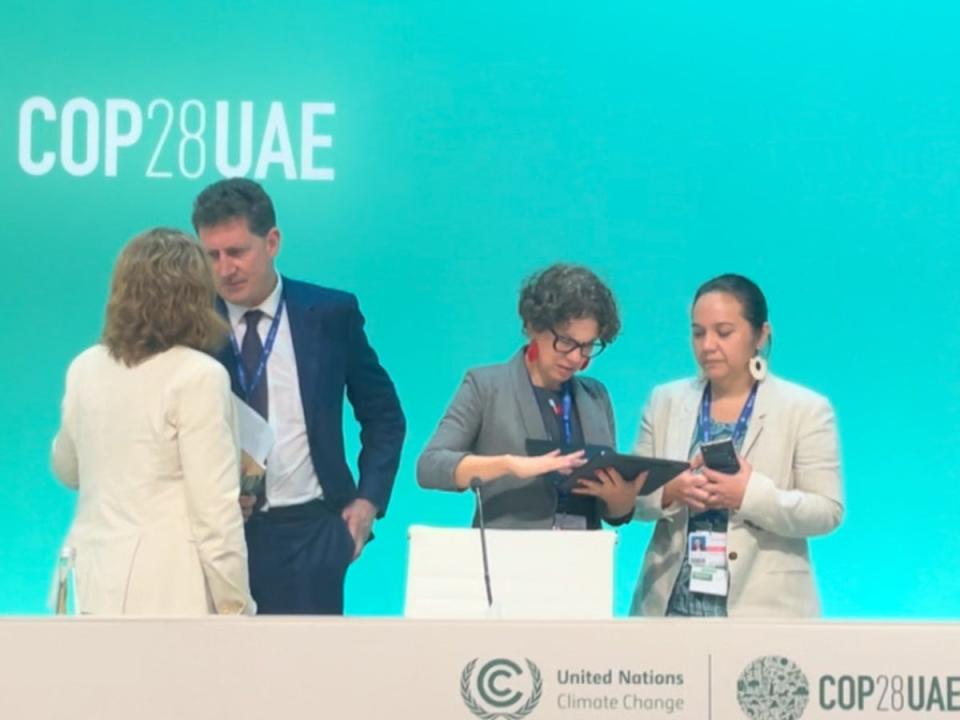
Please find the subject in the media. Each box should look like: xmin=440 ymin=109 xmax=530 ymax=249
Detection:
xmin=548 ymin=328 xmax=607 ymax=358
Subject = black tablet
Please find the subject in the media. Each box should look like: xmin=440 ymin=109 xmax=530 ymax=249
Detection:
xmin=524 ymin=439 xmax=612 ymax=461
xmin=524 ymin=439 xmax=689 ymax=496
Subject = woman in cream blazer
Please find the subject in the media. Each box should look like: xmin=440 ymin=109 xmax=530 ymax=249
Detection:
xmin=52 ymin=229 xmax=255 ymax=616
xmin=632 ymin=275 xmax=843 ymax=618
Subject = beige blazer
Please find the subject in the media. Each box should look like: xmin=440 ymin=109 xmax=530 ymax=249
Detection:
xmin=631 ymin=375 xmax=843 ymax=617
xmin=52 ymin=345 xmax=255 ymax=616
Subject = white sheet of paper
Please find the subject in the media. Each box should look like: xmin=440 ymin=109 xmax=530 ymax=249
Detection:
xmin=235 ymin=397 xmax=274 ymax=471
xmin=689 ymin=567 xmax=729 ymax=596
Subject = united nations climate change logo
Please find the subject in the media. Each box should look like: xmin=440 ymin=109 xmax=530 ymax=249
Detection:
xmin=460 ymin=658 xmax=542 ymax=720
xmin=737 ymin=656 xmax=810 ymax=720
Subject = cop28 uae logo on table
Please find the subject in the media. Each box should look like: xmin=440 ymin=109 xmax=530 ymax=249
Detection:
xmin=460 ymin=658 xmax=542 ymax=719
xmin=737 ymin=655 xmax=810 ymax=720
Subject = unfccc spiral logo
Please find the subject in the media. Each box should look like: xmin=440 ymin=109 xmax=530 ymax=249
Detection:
xmin=737 ymin=656 xmax=810 ymax=720
xmin=460 ymin=658 xmax=542 ymax=720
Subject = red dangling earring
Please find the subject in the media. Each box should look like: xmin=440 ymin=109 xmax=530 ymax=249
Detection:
xmin=580 ymin=357 xmax=591 ymax=370
xmin=526 ymin=342 xmax=539 ymax=361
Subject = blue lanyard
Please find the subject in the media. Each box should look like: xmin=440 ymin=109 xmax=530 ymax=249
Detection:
xmin=560 ymin=383 xmax=573 ymax=445
xmin=546 ymin=382 xmax=574 ymax=446
xmin=228 ymin=295 xmax=285 ymax=401
xmin=698 ymin=381 xmax=759 ymax=445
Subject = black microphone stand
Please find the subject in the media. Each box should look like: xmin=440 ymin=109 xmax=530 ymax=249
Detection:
xmin=470 ymin=478 xmax=494 ymax=608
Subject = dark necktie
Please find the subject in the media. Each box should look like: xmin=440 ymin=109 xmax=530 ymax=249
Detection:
xmin=240 ymin=310 xmax=268 ymax=419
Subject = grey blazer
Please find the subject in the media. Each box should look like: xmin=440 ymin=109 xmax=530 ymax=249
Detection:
xmin=416 ymin=350 xmax=616 ymax=529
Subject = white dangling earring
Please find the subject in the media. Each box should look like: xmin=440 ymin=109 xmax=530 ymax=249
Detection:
xmin=749 ymin=353 xmax=768 ymax=382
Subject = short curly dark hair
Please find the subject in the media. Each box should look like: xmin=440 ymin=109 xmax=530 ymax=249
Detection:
xmin=518 ymin=264 xmax=621 ymax=343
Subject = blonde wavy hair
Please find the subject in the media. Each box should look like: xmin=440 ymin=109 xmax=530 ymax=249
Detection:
xmin=102 ymin=227 xmax=229 ymax=366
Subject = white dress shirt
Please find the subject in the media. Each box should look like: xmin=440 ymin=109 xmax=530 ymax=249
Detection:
xmin=225 ymin=274 xmax=324 ymax=508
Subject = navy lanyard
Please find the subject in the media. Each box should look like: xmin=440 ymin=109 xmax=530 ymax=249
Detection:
xmin=698 ymin=381 xmax=759 ymax=445
xmin=229 ymin=295 xmax=285 ymax=400
xmin=546 ymin=382 xmax=574 ymax=446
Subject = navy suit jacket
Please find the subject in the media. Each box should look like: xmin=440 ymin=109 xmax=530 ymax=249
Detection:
xmin=215 ymin=276 xmax=406 ymax=516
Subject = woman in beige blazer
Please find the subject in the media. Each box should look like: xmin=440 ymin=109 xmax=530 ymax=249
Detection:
xmin=632 ymin=274 xmax=842 ymax=618
xmin=52 ymin=228 xmax=255 ymax=615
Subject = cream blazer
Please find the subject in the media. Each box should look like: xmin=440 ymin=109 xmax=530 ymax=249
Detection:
xmin=631 ymin=375 xmax=843 ymax=617
xmin=52 ymin=345 xmax=255 ymax=616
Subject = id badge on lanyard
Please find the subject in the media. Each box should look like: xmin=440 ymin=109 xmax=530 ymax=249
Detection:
xmin=688 ymin=531 xmax=729 ymax=596
xmin=545 ymin=382 xmax=582 ymax=529
xmin=687 ymin=382 xmax=758 ymax=597
xmin=553 ymin=513 xmax=588 ymax=531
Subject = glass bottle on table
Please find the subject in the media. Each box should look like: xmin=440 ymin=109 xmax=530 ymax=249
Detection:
xmin=55 ymin=546 xmax=79 ymax=615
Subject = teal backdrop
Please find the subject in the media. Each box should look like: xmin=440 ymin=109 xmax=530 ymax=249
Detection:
xmin=2 ymin=2 xmax=959 ymax=617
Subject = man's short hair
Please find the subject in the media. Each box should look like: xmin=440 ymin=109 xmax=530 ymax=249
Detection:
xmin=191 ymin=177 xmax=277 ymax=236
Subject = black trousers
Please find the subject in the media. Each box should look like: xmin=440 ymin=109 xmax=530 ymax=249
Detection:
xmin=245 ymin=499 xmax=355 ymax=614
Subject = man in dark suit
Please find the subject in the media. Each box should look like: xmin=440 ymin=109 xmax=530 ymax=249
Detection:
xmin=192 ymin=178 xmax=405 ymax=614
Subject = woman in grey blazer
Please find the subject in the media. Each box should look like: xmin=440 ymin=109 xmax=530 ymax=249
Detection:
xmin=417 ymin=264 xmax=643 ymax=530
xmin=631 ymin=274 xmax=843 ymax=617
